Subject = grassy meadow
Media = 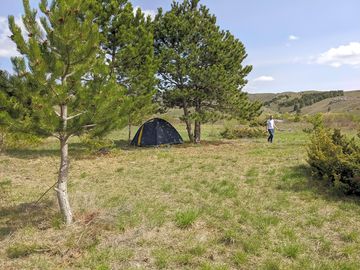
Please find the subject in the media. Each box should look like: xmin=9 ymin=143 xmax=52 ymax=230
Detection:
xmin=1 ymin=120 xmax=360 ymax=269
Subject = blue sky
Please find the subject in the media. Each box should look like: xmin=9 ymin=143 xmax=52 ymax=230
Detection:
xmin=1 ymin=0 xmax=360 ymax=93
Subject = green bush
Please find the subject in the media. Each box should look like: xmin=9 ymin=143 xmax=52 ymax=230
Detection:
xmin=220 ymin=127 xmax=267 ymax=139
xmin=307 ymin=127 xmax=360 ymax=195
xmin=0 ymin=129 xmax=42 ymax=151
xmin=79 ymin=135 xmax=115 ymax=152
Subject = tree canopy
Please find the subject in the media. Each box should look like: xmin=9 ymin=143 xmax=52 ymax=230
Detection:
xmin=95 ymin=0 xmax=158 ymax=142
xmin=154 ymin=0 xmax=261 ymax=143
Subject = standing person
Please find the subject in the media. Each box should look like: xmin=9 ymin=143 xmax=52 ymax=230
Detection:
xmin=266 ymin=115 xmax=277 ymax=143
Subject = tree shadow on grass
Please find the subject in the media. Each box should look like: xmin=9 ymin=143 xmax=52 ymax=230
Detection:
xmin=3 ymin=143 xmax=96 ymax=160
xmin=0 ymin=200 xmax=57 ymax=241
xmin=2 ymin=139 xmax=236 ymax=159
xmin=3 ymin=148 xmax=60 ymax=159
xmin=277 ymin=164 xmax=360 ymax=205
xmin=112 ymin=139 xmax=236 ymax=151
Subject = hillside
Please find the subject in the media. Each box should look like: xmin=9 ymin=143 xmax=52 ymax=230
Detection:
xmin=249 ymin=90 xmax=360 ymax=115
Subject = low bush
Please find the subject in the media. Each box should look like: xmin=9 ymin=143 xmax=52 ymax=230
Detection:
xmin=307 ymin=127 xmax=360 ymax=195
xmin=220 ymin=127 xmax=267 ymax=139
xmin=0 ymin=129 xmax=42 ymax=151
xmin=79 ymin=135 xmax=115 ymax=152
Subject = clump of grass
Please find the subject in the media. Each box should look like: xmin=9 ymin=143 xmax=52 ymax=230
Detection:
xmin=175 ymin=253 xmax=193 ymax=266
xmin=280 ymin=243 xmax=301 ymax=259
xmin=262 ymin=259 xmax=280 ymax=270
xmin=233 ymin=251 xmax=247 ymax=266
xmin=245 ymin=167 xmax=259 ymax=185
xmin=115 ymin=167 xmax=124 ymax=173
xmin=199 ymin=163 xmax=216 ymax=172
xmin=200 ymin=263 xmax=230 ymax=270
xmin=340 ymin=231 xmax=359 ymax=243
xmin=116 ymin=206 xmax=140 ymax=232
xmin=318 ymin=236 xmax=332 ymax=255
xmin=305 ymin=215 xmax=325 ymax=228
xmin=51 ymin=213 xmax=64 ymax=229
xmin=153 ymin=249 xmax=170 ymax=269
xmin=220 ymin=229 xmax=238 ymax=245
xmin=175 ymin=209 xmax=199 ymax=229
xmin=103 ymin=195 xmax=127 ymax=208
xmin=210 ymin=180 xmax=237 ymax=198
xmin=80 ymin=247 xmax=111 ymax=269
xmin=146 ymin=204 xmax=167 ymax=228
xmin=240 ymin=236 xmax=262 ymax=255
xmin=281 ymin=227 xmax=297 ymax=240
xmin=188 ymin=245 xmax=206 ymax=256
xmin=161 ymin=182 xmax=172 ymax=193
xmin=246 ymin=167 xmax=259 ymax=177
xmin=6 ymin=243 xmax=47 ymax=258
xmin=0 ymin=179 xmax=11 ymax=189
xmin=253 ymin=214 xmax=280 ymax=232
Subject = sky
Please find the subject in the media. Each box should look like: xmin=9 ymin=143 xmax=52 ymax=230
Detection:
xmin=1 ymin=1 xmax=360 ymax=93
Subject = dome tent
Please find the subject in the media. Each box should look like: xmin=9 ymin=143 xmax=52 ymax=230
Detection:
xmin=131 ymin=118 xmax=183 ymax=147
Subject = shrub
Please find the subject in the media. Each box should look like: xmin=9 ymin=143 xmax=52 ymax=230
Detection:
xmin=79 ymin=135 xmax=114 ymax=153
xmin=307 ymin=127 xmax=360 ymax=195
xmin=0 ymin=129 xmax=42 ymax=151
xmin=220 ymin=127 xmax=267 ymax=139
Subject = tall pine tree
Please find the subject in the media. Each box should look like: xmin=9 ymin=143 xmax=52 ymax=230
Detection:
xmin=8 ymin=0 xmax=128 ymax=224
xmin=95 ymin=0 xmax=158 ymax=142
xmin=154 ymin=0 xmax=261 ymax=143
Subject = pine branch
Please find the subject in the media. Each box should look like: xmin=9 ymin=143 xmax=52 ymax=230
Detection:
xmin=66 ymin=111 xmax=87 ymax=120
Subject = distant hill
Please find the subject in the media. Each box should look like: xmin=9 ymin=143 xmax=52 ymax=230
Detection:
xmin=248 ymin=90 xmax=360 ymax=115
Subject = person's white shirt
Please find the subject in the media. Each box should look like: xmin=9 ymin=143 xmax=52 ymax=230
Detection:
xmin=267 ymin=119 xmax=275 ymax=130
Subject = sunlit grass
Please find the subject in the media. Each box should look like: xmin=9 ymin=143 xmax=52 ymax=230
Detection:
xmin=1 ymin=121 xmax=360 ymax=269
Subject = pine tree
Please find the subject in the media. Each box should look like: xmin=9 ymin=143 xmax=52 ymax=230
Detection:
xmin=0 ymin=70 xmax=13 ymax=147
xmin=95 ymin=0 xmax=158 ymax=143
xmin=8 ymin=0 xmax=127 ymax=224
xmin=154 ymin=0 xmax=261 ymax=143
xmin=0 ymin=69 xmax=31 ymax=148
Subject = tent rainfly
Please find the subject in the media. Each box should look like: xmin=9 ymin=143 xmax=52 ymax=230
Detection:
xmin=131 ymin=118 xmax=183 ymax=147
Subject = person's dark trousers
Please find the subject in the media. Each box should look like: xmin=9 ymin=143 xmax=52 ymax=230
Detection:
xmin=267 ymin=129 xmax=274 ymax=143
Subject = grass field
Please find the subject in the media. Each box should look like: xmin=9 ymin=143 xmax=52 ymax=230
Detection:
xmin=1 ymin=121 xmax=360 ymax=269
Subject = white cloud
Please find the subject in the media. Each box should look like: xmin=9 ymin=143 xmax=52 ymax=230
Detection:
xmin=0 ymin=15 xmax=28 ymax=58
xmin=134 ymin=6 xmax=156 ymax=20
xmin=0 ymin=16 xmax=19 ymax=58
xmin=288 ymin=35 xmax=299 ymax=41
xmin=315 ymin=42 xmax=360 ymax=68
xmin=254 ymin=76 xmax=275 ymax=82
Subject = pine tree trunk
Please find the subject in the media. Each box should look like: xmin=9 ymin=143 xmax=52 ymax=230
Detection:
xmin=0 ymin=131 xmax=5 ymax=151
xmin=194 ymin=120 xmax=201 ymax=144
xmin=183 ymin=101 xmax=194 ymax=143
xmin=57 ymin=105 xmax=73 ymax=225
xmin=194 ymin=101 xmax=201 ymax=144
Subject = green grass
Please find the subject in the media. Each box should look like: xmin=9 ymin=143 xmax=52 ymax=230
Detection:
xmin=1 ymin=121 xmax=360 ymax=269
xmin=175 ymin=209 xmax=199 ymax=229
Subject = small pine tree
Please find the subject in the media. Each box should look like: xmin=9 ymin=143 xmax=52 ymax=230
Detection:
xmin=8 ymin=0 xmax=128 ymax=224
